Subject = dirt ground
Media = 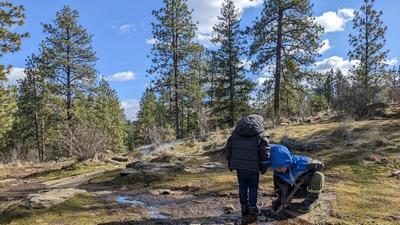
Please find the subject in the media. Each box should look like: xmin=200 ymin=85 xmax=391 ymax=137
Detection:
xmin=0 ymin=163 xmax=336 ymax=225
xmin=1 ymin=119 xmax=400 ymax=225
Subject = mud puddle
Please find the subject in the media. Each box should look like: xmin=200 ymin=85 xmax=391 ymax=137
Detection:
xmin=115 ymin=195 xmax=168 ymax=219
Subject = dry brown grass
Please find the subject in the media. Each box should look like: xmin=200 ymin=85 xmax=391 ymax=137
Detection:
xmin=149 ymin=149 xmax=176 ymax=163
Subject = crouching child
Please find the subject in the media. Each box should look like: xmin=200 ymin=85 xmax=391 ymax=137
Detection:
xmin=226 ymin=115 xmax=270 ymax=224
xmin=269 ymin=144 xmax=325 ymax=213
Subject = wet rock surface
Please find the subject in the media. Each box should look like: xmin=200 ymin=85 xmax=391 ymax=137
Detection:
xmin=43 ymin=170 xmax=105 ymax=188
xmin=120 ymin=162 xmax=185 ymax=176
xmin=22 ymin=188 xmax=88 ymax=209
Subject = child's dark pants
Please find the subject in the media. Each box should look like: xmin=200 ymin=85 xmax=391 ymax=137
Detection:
xmin=237 ymin=170 xmax=260 ymax=207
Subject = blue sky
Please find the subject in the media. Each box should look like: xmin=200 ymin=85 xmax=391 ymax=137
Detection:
xmin=3 ymin=0 xmax=399 ymax=120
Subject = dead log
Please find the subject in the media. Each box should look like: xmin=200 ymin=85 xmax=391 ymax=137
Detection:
xmin=111 ymin=156 xmax=129 ymax=162
xmin=104 ymin=158 xmax=124 ymax=165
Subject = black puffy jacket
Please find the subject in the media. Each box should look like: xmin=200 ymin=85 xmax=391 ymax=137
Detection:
xmin=226 ymin=115 xmax=270 ymax=173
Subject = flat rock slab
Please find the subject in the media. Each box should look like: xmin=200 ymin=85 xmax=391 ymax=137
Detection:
xmin=0 ymin=178 xmax=17 ymax=185
xmin=121 ymin=162 xmax=184 ymax=175
xmin=22 ymin=188 xmax=87 ymax=209
xmin=43 ymin=170 xmax=105 ymax=189
xmin=200 ymin=162 xmax=225 ymax=169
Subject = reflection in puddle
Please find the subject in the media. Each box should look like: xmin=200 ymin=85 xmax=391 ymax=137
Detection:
xmin=116 ymin=196 xmax=146 ymax=206
xmin=115 ymin=195 xmax=168 ymax=219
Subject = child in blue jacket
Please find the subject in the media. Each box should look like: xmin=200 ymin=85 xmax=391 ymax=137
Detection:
xmin=269 ymin=144 xmax=325 ymax=213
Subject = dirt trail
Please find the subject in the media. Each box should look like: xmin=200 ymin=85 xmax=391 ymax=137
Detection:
xmin=79 ymin=179 xmax=336 ymax=225
xmin=1 ymin=166 xmax=336 ymax=225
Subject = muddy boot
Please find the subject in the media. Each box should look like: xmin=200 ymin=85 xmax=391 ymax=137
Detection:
xmin=245 ymin=206 xmax=258 ymax=224
xmin=240 ymin=205 xmax=249 ymax=224
xmin=297 ymin=197 xmax=319 ymax=213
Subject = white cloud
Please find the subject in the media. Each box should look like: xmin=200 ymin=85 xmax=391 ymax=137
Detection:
xmin=4 ymin=67 xmax=26 ymax=86
xmin=121 ymin=99 xmax=140 ymax=121
xmin=195 ymin=33 xmax=214 ymax=47
xmin=314 ymin=56 xmax=359 ymax=75
xmin=145 ymin=38 xmax=158 ymax=45
xmin=315 ymin=8 xmax=354 ymax=33
xmin=188 ymin=0 xmax=262 ymax=34
xmin=385 ymin=57 xmax=398 ymax=66
xmin=256 ymin=77 xmax=267 ymax=86
xmin=240 ymin=59 xmax=252 ymax=70
xmin=255 ymin=65 xmax=275 ymax=86
xmin=318 ymin=39 xmax=331 ymax=54
xmin=119 ymin=24 xmax=136 ymax=34
xmin=104 ymin=71 xmax=136 ymax=82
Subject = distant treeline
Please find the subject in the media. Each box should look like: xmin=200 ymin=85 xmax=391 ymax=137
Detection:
xmin=1 ymin=0 xmax=399 ymax=162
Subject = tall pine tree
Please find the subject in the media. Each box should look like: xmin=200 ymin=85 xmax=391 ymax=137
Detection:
xmin=11 ymin=55 xmax=50 ymax=161
xmin=148 ymin=0 xmax=198 ymax=138
xmin=41 ymin=5 xmax=97 ymax=124
xmin=0 ymin=1 xmax=28 ymax=152
xmin=93 ymin=79 xmax=128 ymax=152
xmin=211 ymin=0 xmax=254 ymax=127
xmin=135 ymin=87 xmax=159 ymax=145
xmin=348 ymin=0 xmax=388 ymax=114
xmin=249 ymin=0 xmax=323 ymax=118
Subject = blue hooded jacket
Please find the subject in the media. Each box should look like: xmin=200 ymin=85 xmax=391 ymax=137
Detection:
xmin=269 ymin=144 xmax=310 ymax=185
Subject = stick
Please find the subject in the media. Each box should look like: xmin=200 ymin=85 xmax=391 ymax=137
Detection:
xmin=273 ymin=177 xmax=305 ymax=216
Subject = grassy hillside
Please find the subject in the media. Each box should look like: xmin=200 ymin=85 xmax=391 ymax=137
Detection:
xmin=1 ymin=119 xmax=399 ymax=225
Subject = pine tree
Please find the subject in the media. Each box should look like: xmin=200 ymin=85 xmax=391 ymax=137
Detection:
xmin=136 ymin=88 xmax=158 ymax=145
xmin=181 ymin=45 xmax=208 ymax=135
xmin=93 ymin=79 xmax=127 ymax=152
xmin=348 ymin=0 xmax=388 ymax=111
xmin=11 ymin=55 xmax=50 ymax=161
xmin=249 ymin=0 xmax=323 ymax=118
xmin=314 ymin=69 xmax=335 ymax=106
xmin=0 ymin=1 xmax=28 ymax=152
xmin=211 ymin=0 xmax=254 ymax=127
xmin=41 ymin=5 xmax=97 ymax=124
xmin=387 ymin=66 xmax=400 ymax=103
xmin=148 ymin=0 xmax=198 ymax=138
xmin=0 ymin=1 xmax=29 ymax=74
xmin=0 ymin=86 xmax=17 ymax=152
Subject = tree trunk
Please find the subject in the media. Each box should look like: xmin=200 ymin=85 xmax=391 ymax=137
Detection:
xmin=172 ymin=2 xmax=180 ymax=139
xmin=274 ymin=9 xmax=283 ymax=119
xmin=228 ymin=16 xmax=235 ymax=127
xmin=66 ymin=27 xmax=72 ymax=125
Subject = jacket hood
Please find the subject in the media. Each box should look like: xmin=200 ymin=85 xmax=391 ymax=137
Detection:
xmin=270 ymin=144 xmax=311 ymax=185
xmin=269 ymin=144 xmax=294 ymax=169
xmin=234 ymin=115 xmax=266 ymax=137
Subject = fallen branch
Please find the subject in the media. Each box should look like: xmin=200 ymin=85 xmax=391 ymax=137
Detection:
xmin=104 ymin=158 xmax=124 ymax=165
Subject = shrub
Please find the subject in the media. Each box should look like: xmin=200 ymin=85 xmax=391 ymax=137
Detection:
xmin=149 ymin=149 xmax=176 ymax=163
xmin=59 ymin=123 xmax=112 ymax=161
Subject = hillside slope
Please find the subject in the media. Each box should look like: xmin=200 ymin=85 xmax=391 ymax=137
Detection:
xmin=1 ymin=119 xmax=399 ymax=225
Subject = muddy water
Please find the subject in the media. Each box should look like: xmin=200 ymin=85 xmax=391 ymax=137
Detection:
xmin=115 ymin=195 xmax=168 ymax=219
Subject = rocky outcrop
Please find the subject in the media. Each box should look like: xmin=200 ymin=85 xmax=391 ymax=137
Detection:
xmin=22 ymin=188 xmax=88 ymax=209
xmin=120 ymin=162 xmax=184 ymax=176
xmin=43 ymin=170 xmax=105 ymax=188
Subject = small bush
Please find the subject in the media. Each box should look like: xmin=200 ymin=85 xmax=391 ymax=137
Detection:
xmin=150 ymin=149 xmax=176 ymax=163
xmin=59 ymin=123 xmax=112 ymax=161
xmin=331 ymin=122 xmax=351 ymax=140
